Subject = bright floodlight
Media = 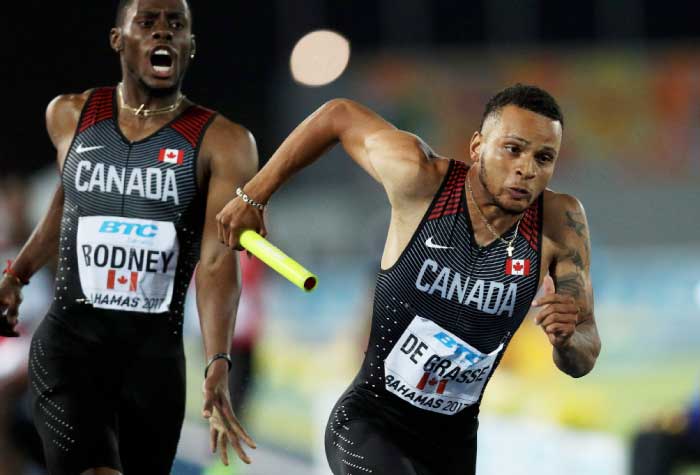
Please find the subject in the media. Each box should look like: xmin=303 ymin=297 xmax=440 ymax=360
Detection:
xmin=290 ymin=30 xmax=350 ymax=87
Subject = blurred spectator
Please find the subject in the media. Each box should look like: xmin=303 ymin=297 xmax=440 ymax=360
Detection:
xmin=0 ymin=176 xmax=52 ymax=474
xmin=630 ymin=386 xmax=700 ymax=475
xmin=186 ymin=254 xmax=266 ymax=418
xmin=228 ymin=255 xmax=266 ymax=418
xmin=201 ymin=256 xmax=265 ymax=474
xmin=0 ymin=177 xmax=31 ymax=250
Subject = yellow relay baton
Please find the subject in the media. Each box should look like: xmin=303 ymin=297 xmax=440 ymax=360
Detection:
xmin=239 ymin=230 xmax=318 ymax=292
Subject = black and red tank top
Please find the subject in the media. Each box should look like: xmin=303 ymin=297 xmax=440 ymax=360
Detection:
xmin=49 ymin=87 xmax=216 ymax=353
xmin=353 ymin=159 xmax=543 ymax=431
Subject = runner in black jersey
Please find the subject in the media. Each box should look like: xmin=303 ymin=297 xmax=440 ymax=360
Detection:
xmin=217 ymin=84 xmax=602 ymax=474
xmin=0 ymin=0 xmax=257 ymax=473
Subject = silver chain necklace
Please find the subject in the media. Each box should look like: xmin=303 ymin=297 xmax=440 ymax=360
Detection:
xmin=466 ymin=172 xmax=522 ymax=257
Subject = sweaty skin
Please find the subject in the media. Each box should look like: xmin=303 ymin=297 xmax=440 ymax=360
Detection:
xmin=217 ymin=99 xmax=601 ymax=378
xmin=0 ymin=0 xmax=256 ymax=471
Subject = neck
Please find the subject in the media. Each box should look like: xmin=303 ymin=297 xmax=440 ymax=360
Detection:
xmin=467 ymin=166 xmax=523 ymax=231
xmin=119 ymin=76 xmax=182 ymax=112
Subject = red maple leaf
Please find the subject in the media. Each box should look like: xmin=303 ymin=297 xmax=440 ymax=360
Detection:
xmin=513 ymin=262 xmax=523 ymax=271
xmin=429 ymin=378 xmax=438 ymax=385
xmin=167 ymin=152 xmax=176 ymax=159
xmin=117 ymin=276 xmax=128 ymax=284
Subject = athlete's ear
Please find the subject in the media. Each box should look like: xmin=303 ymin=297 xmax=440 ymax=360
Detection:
xmin=110 ymin=27 xmax=124 ymax=53
xmin=469 ymin=131 xmax=482 ymax=163
xmin=189 ymin=35 xmax=197 ymax=60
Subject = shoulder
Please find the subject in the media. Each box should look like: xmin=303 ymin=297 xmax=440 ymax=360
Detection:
xmin=318 ymin=98 xmax=431 ymax=167
xmin=543 ymin=189 xmax=589 ymax=243
xmin=46 ymin=90 xmax=92 ymax=144
xmin=366 ymin=129 xmax=431 ymax=159
xmin=200 ymin=112 xmax=258 ymax=179
xmin=544 ymin=189 xmax=585 ymax=215
xmin=47 ymin=90 xmax=92 ymax=117
xmin=368 ymin=129 xmax=449 ymax=201
xmin=205 ymin=113 xmax=255 ymax=147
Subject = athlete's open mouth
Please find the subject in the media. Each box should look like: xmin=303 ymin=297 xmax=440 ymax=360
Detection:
xmin=150 ymin=48 xmax=174 ymax=75
xmin=507 ymin=187 xmax=531 ymax=200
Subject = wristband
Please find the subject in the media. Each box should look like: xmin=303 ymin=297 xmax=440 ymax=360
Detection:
xmin=236 ymin=187 xmax=266 ymax=211
xmin=3 ymin=260 xmax=29 ymax=286
xmin=204 ymin=353 xmax=232 ymax=378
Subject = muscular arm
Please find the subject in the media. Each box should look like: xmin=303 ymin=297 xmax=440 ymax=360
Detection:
xmin=244 ymin=98 xmax=439 ymax=208
xmin=218 ymin=99 xmax=444 ymax=249
xmin=8 ymin=95 xmax=84 ymax=281
xmin=196 ymin=118 xmax=258 ymax=373
xmin=9 ymin=186 xmax=63 ymax=282
xmin=0 ymin=94 xmax=84 ymax=335
xmin=548 ymin=195 xmax=601 ymax=377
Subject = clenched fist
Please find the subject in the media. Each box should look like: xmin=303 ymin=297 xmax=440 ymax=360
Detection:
xmin=532 ymin=275 xmax=580 ymax=348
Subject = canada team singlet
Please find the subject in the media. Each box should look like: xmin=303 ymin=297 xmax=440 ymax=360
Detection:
xmin=351 ymin=159 xmax=543 ymax=434
xmin=49 ymin=87 xmax=215 ymax=354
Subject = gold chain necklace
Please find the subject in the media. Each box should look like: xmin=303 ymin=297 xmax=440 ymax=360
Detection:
xmin=466 ymin=171 xmax=522 ymax=257
xmin=118 ymin=83 xmax=185 ymax=117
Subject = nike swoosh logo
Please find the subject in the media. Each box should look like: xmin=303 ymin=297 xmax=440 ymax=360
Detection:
xmin=76 ymin=143 xmax=105 ymax=154
xmin=425 ymin=236 xmax=454 ymax=250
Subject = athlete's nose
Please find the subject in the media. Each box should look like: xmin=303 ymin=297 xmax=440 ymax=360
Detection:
xmin=152 ymin=30 xmax=174 ymax=42
xmin=515 ymin=156 xmax=537 ymax=179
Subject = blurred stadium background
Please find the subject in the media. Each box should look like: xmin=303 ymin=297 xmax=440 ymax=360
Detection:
xmin=2 ymin=1 xmax=699 ymax=474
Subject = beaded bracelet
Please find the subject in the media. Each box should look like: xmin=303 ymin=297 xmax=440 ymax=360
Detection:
xmin=236 ymin=187 xmax=266 ymax=211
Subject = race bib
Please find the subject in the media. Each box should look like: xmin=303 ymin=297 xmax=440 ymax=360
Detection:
xmin=76 ymin=216 xmax=179 ymax=313
xmin=384 ymin=316 xmax=503 ymax=415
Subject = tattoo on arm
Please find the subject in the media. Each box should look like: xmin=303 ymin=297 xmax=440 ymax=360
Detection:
xmin=551 ymin=208 xmax=600 ymax=377
xmin=565 ymin=210 xmax=586 ymax=238
xmin=564 ymin=248 xmax=586 ymax=271
xmin=563 ymin=209 xmax=591 ymax=269
xmin=554 ymin=270 xmax=593 ymax=324
xmin=554 ymin=271 xmax=584 ymax=300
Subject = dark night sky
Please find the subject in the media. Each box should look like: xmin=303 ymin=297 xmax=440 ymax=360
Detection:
xmin=3 ymin=0 xmax=699 ymax=175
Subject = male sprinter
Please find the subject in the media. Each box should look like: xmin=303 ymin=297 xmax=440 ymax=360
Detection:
xmin=216 ymin=85 xmax=602 ymax=474
xmin=0 ymin=0 xmax=256 ymax=473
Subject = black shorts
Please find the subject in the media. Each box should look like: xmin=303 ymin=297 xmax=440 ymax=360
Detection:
xmin=325 ymin=389 xmax=478 ymax=475
xmin=29 ymin=315 xmax=186 ymax=475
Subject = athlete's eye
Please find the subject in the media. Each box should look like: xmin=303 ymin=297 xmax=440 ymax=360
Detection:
xmin=504 ymin=145 xmax=520 ymax=155
xmin=138 ymin=20 xmax=155 ymax=28
xmin=536 ymin=153 xmax=554 ymax=164
xmin=170 ymin=21 xmax=184 ymax=29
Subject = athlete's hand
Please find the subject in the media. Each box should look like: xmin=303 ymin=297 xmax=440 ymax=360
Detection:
xmin=0 ymin=276 xmax=23 ymax=337
xmin=202 ymin=361 xmax=256 ymax=465
xmin=531 ymin=275 xmax=579 ymax=348
xmin=216 ymin=194 xmax=267 ymax=251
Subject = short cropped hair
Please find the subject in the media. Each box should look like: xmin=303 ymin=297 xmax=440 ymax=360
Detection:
xmin=480 ymin=83 xmax=564 ymax=130
xmin=116 ymin=0 xmax=192 ymax=27
xmin=116 ymin=0 xmax=135 ymax=26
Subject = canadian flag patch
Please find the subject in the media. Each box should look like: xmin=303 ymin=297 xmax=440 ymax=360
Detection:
xmin=106 ymin=269 xmax=139 ymax=292
xmin=505 ymin=258 xmax=530 ymax=276
xmin=158 ymin=148 xmax=184 ymax=165
xmin=416 ymin=372 xmax=448 ymax=394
